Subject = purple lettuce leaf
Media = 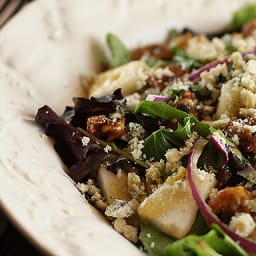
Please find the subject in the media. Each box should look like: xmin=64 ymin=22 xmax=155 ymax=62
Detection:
xmin=71 ymin=88 xmax=123 ymax=127
xmin=35 ymin=105 xmax=127 ymax=182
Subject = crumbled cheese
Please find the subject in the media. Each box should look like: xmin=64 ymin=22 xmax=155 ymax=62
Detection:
xmin=232 ymin=120 xmax=256 ymax=133
xmin=165 ymin=133 xmax=197 ymax=172
xmin=150 ymin=242 xmax=155 ymax=248
xmin=229 ymin=213 xmax=256 ymax=237
xmin=186 ymin=36 xmax=220 ymax=61
xmin=246 ymin=199 xmax=256 ymax=212
xmin=232 ymin=36 xmax=256 ymax=53
xmin=105 ymin=199 xmax=138 ymax=218
xmin=215 ymin=80 xmax=241 ymax=119
xmin=104 ymin=145 xmax=112 ymax=153
xmin=80 ymin=179 xmax=107 ymax=211
xmin=230 ymin=52 xmax=245 ymax=71
xmin=246 ymin=59 xmax=256 ymax=76
xmin=110 ymin=112 xmax=122 ymax=119
xmin=128 ymin=137 xmax=144 ymax=160
xmin=205 ymin=118 xmax=230 ymax=129
xmin=232 ymin=134 xmax=240 ymax=146
xmin=40 ymin=134 xmax=48 ymax=139
xmin=76 ymin=182 xmax=88 ymax=193
xmin=200 ymin=63 xmax=228 ymax=86
xmin=212 ymin=37 xmax=226 ymax=55
xmin=125 ymin=92 xmax=141 ymax=111
xmin=154 ymin=67 xmax=174 ymax=79
xmin=196 ymin=169 xmax=216 ymax=185
xmin=127 ymin=122 xmax=145 ymax=139
xmin=165 ymin=148 xmax=183 ymax=163
xmin=146 ymin=233 xmax=152 ymax=238
xmin=146 ymin=160 xmax=165 ymax=190
xmin=179 ymin=133 xmax=198 ymax=156
xmin=240 ymin=73 xmax=256 ymax=92
xmin=113 ymin=218 xmax=138 ymax=243
xmin=240 ymin=88 xmax=256 ymax=108
xmin=167 ymin=80 xmax=191 ymax=91
xmin=81 ymin=136 xmax=90 ymax=146
xmin=128 ymin=172 xmax=145 ymax=201
xmin=239 ymin=108 xmax=256 ymax=117
xmin=165 ymin=161 xmax=181 ymax=174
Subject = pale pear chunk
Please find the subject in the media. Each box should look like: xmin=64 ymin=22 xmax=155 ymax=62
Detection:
xmin=138 ymin=167 xmax=216 ymax=239
xmin=97 ymin=166 xmax=131 ymax=204
xmin=89 ymin=61 xmax=149 ymax=97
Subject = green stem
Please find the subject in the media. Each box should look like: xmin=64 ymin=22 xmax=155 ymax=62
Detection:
xmin=78 ymin=127 xmax=149 ymax=169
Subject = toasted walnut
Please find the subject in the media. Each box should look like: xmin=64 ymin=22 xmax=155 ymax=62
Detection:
xmin=173 ymin=91 xmax=199 ymax=118
xmin=131 ymin=43 xmax=173 ymax=60
xmin=225 ymin=118 xmax=256 ymax=154
xmin=113 ymin=218 xmax=138 ymax=243
xmin=243 ymin=20 xmax=256 ymax=37
xmin=86 ymin=114 xmax=125 ymax=141
xmin=146 ymin=65 xmax=187 ymax=90
xmin=208 ymin=186 xmax=252 ymax=222
xmin=170 ymin=32 xmax=193 ymax=48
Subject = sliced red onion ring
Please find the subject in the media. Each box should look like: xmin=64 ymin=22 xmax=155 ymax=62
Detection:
xmin=188 ymin=60 xmax=229 ymax=82
xmin=145 ymin=94 xmax=171 ymax=103
xmin=209 ymin=132 xmax=229 ymax=185
xmin=188 ymin=138 xmax=256 ymax=253
xmin=188 ymin=50 xmax=256 ymax=82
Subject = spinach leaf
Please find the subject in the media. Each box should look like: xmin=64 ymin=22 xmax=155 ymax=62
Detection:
xmin=143 ymin=117 xmax=192 ymax=160
xmin=165 ymin=224 xmax=249 ymax=256
xmin=135 ymin=101 xmax=212 ymax=137
xmin=170 ymin=45 xmax=203 ymax=70
xmin=143 ymin=129 xmax=172 ymax=161
xmin=163 ymin=117 xmax=191 ymax=147
xmin=191 ymin=212 xmax=210 ymax=236
xmin=106 ymin=33 xmax=131 ymax=68
xmin=139 ymin=221 xmax=175 ymax=256
xmin=225 ymin=44 xmax=238 ymax=55
xmin=228 ymin=3 xmax=256 ymax=30
xmin=135 ymin=100 xmax=190 ymax=120
xmin=167 ymin=88 xmax=184 ymax=103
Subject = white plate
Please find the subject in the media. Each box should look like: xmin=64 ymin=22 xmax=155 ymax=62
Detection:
xmin=0 ymin=0 xmax=253 ymax=255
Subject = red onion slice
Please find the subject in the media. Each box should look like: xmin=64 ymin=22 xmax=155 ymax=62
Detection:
xmin=188 ymin=138 xmax=256 ymax=253
xmin=209 ymin=132 xmax=229 ymax=185
xmin=188 ymin=50 xmax=256 ymax=82
xmin=188 ymin=60 xmax=229 ymax=82
xmin=145 ymin=94 xmax=171 ymax=103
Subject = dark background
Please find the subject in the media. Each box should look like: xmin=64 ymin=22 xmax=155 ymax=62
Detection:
xmin=0 ymin=211 xmax=42 ymax=256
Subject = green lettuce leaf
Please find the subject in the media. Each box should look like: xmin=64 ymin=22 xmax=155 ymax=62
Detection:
xmin=164 ymin=116 xmax=191 ymax=146
xmin=228 ymin=3 xmax=256 ymax=30
xmin=170 ymin=45 xmax=203 ymax=70
xmin=139 ymin=221 xmax=175 ymax=256
xmin=143 ymin=117 xmax=192 ymax=160
xmin=165 ymin=224 xmax=249 ymax=256
xmin=143 ymin=129 xmax=172 ymax=161
xmin=135 ymin=100 xmax=212 ymax=137
xmin=106 ymin=33 xmax=131 ymax=68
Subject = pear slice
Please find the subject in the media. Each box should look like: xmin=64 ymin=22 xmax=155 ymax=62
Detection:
xmin=89 ymin=61 xmax=148 ymax=97
xmin=97 ymin=166 xmax=131 ymax=204
xmin=138 ymin=168 xmax=216 ymax=239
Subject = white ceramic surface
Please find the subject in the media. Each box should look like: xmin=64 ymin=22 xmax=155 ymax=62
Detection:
xmin=0 ymin=0 xmax=253 ymax=255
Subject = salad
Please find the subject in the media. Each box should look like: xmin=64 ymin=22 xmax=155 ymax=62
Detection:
xmin=35 ymin=4 xmax=256 ymax=256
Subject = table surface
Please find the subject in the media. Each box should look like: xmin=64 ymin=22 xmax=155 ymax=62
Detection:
xmin=0 ymin=212 xmax=42 ymax=256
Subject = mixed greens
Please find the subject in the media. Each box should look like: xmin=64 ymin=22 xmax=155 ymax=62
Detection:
xmin=35 ymin=3 xmax=256 ymax=256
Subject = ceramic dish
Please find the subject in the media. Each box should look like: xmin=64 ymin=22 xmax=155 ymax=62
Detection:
xmin=0 ymin=0 xmax=253 ymax=255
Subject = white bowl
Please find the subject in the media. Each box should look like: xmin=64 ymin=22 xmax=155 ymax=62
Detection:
xmin=0 ymin=0 xmax=252 ymax=255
